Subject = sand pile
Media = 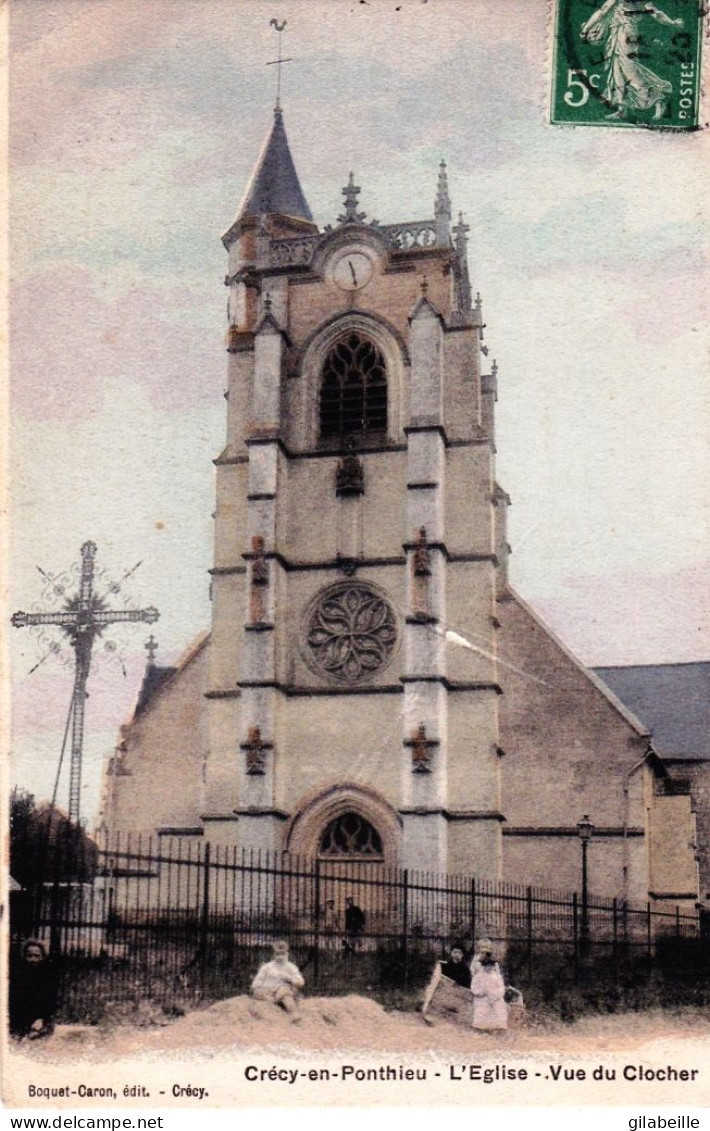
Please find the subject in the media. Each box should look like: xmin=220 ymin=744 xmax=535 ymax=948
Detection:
xmin=18 ymin=993 xmax=710 ymax=1063
xmin=92 ymin=994 xmax=429 ymax=1056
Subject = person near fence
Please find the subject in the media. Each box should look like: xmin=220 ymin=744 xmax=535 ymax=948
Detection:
xmin=343 ymin=896 xmax=366 ymax=953
xmin=471 ymin=954 xmax=508 ymax=1031
xmin=421 ymin=943 xmax=472 ymax=1024
xmin=320 ymin=898 xmax=341 ymax=950
xmin=9 ymin=938 xmax=58 ymax=1040
xmin=251 ymin=940 xmax=305 ymax=1021
xmin=470 ymin=937 xmax=500 ymax=978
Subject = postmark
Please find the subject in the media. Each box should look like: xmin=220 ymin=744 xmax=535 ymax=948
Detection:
xmin=551 ymin=0 xmax=704 ymax=129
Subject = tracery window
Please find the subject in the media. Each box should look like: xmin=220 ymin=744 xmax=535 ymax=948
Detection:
xmin=319 ymin=812 xmax=384 ymax=857
xmin=319 ymin=333 xmax=387 ymax=439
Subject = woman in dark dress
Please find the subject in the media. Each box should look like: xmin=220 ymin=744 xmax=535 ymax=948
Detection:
xmin=421 ymin=943 xmax=471 ymax=1022
xmin=9 ymin=939 xmax=58 ymax=1040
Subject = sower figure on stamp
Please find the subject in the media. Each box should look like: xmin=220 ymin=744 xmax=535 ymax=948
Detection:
xmin=250 ymin=940 xmax=305 ymax=1022
xmin=581 ymin=0 xmax=683 ymax=121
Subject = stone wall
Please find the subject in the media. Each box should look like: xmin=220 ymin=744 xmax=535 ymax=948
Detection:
xmin=497 ymin=591 xmax=677 ymax=904
xmin=665 ymin=758 xmax=710 ymax=900
xmin=100 ymin=637 xmax=208 ymax=839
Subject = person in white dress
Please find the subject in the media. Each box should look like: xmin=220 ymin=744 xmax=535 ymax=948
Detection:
xmin=471 ymin=955 xmax=508 ymax=1031
xmin=470 ymin=937 xmax=501 ymax=978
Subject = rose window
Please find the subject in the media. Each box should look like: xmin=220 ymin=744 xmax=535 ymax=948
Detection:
xmin=306 ymin=583 xmax=397 ymax=683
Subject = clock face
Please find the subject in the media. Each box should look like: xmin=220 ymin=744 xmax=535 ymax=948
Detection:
xmin=330 ymin=248 xmax=376 ymax=292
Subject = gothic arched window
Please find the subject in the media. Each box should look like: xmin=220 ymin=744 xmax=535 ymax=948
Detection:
xmin=320 ymin=333 xmax=387 ymax=439
xmin=319 ymin=812 xmax=384 ymax=857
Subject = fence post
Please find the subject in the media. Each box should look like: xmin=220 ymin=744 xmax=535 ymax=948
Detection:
xmin=313 ymin=857 xmax=321 ymax=988
xmin=572 ymin=891 xmax=579 ymax=984
xmin=48 ymin=833 xmax=64 ymax=960
xmin=526 ymin=886 xmax=533 ymax=983
xmin=622 ymin=898 xmax=628 ymax=948
xmin=646 ymin=901 xmax=652 ymax=960
xmin=675 ymin=904 xmax=681 ymax=939
xmin=402 ymin=869 xmax=409 ymax=987
xmin=470 ymin=877 xmax=476 ymax=952
xmin=199 ymin=842 xmax=211 ymax=992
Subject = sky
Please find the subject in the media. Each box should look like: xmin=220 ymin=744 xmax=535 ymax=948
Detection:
xmin=7 ymin=0 xmax=709 ymax=825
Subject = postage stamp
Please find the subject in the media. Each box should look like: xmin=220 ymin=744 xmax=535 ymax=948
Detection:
xmin=551 ymin=0 xmax=704 ymax=129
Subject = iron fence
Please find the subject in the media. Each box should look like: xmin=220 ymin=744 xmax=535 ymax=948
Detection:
xmin=9 ymin=832 xmax=707 ymax=1022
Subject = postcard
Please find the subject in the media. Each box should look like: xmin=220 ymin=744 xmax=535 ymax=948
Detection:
xmin=4 ymin=0 xmax=709 ymax=1119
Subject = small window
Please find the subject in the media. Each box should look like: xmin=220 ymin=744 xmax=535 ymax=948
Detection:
xmin=319 ymin=812 xmax=384 ymax=857
xmin=320 ymin=333 xmax=387 ymax=439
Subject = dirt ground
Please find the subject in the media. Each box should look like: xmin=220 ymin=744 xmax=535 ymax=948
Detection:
xmin=16 ymin=994 xmax=710 ymax=1061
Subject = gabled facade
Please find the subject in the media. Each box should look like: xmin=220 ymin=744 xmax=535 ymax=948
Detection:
xmin=100 ymin=108 xmax=699 ymax=907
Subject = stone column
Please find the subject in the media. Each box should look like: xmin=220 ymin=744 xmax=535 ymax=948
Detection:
xmin=400 ymin=296 xmax=448 ymax=875
xmin=236 ymin=306 xmax=288 ymax=853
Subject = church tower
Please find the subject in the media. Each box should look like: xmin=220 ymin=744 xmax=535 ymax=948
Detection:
xmin=203 ymin=106 xmax=504 ymax=878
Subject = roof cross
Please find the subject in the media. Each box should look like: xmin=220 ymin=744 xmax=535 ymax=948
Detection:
xmin=266 ymin=19 xmax=293 ymax=111
xmin=12 ymin=541 xmax=159 ymax=824
xmin=145 ymin=634 xmax=159 ymax=666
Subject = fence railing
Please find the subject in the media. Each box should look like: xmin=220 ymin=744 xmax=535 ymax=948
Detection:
xmin=9 ymin=833 xmax=706 ymax=1022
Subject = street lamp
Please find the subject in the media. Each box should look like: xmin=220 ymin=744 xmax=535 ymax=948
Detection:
xmin=577 ymin=814 xmax=595 ymax=953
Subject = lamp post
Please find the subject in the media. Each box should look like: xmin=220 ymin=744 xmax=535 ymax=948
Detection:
xmin=577 ymin=814 xmax=595 ymax=955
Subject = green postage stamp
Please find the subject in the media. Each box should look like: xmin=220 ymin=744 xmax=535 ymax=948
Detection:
xmin=551 ymin=0 xmax=704 ymax=129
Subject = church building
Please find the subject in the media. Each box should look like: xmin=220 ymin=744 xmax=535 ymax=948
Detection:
xmin=99 ymin=105 xmax=699 ymax=909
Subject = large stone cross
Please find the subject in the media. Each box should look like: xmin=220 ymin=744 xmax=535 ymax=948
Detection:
xmin=12 ymin=541 xmax=159 ymax=823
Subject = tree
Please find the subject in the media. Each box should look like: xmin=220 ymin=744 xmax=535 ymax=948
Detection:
xmin=10 ymin=787 xmax=98 ymax=888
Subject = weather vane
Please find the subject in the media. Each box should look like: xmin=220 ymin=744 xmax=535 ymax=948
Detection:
xmin=12 ymin=541 xmax=159 ymax=824
xmin=266 ymin=18 xmax=293 ymax=110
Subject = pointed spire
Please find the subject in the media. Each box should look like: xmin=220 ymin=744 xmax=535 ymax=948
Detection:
xmin=454 ymin=210 xmax=469 ymax=250
xmin=235 ymin=108 xmax=313 ymax=225
xmin=453 ymin=211 xmax=472 ymax=313
xmin=338 ymin=172 xmax=366 ymax=225
xmin=435 ymin=159 xmax=451 ymax=245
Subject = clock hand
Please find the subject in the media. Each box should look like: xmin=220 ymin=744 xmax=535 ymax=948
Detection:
xmin=349 ymin=259 xmax=358 ymax=287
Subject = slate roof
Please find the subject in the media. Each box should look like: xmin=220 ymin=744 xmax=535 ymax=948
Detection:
xmin=135 ymin=664 xmax=177 ymax=716
xmin=236 ymin=107 xmax=313 ymax=223
xmin=130 ymin=633 xmax=209 ymax=721
xmin=593 ymin=663 xmax=710 ymax=760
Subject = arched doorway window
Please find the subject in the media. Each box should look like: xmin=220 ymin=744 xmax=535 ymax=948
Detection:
xmin=319 ymin=333 xmax=387 ymax=440
xmin=319 ymin=811 xmax=384 ymax=859
xmin=317 ymin=812 xmax=385 ymax=931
